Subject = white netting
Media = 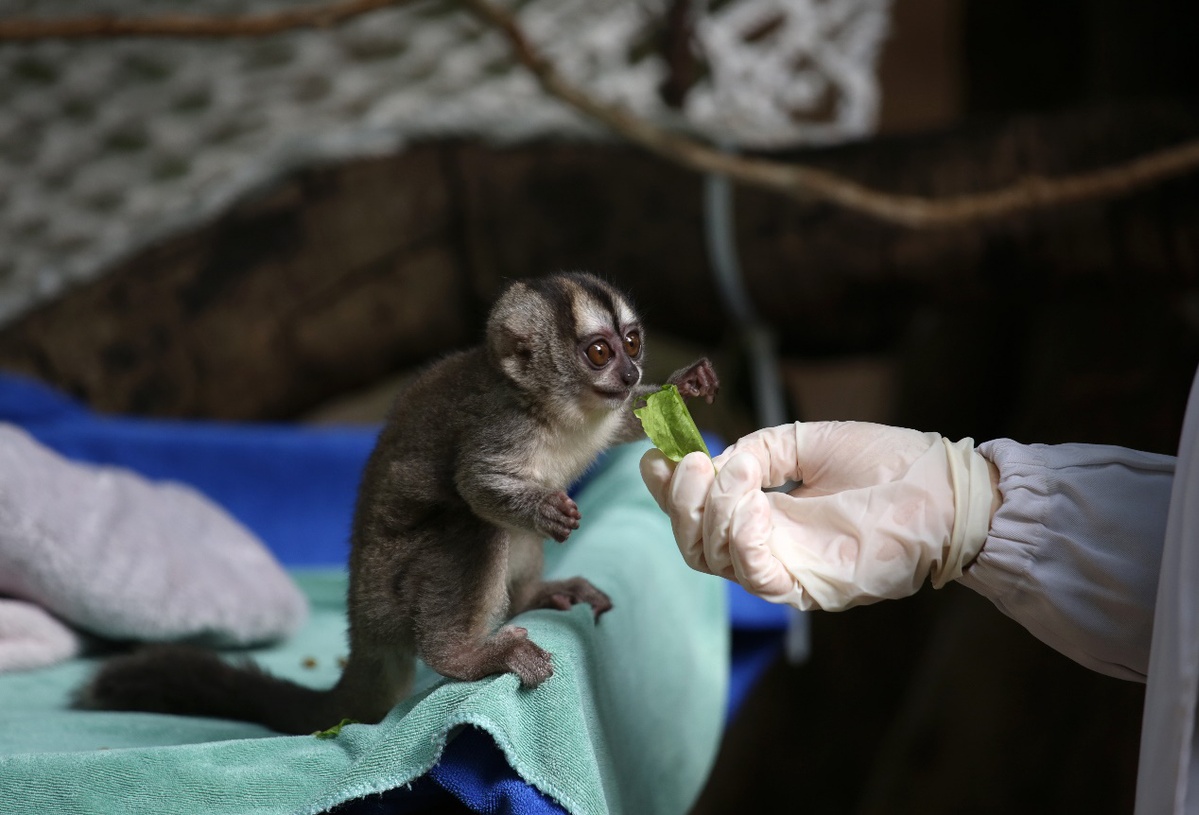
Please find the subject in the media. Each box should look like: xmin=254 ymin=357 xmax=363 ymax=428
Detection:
xmin=0 ymin=0 xmax=891 ymax=323
xmin=688 ymin=0 xmax=891 ymax=145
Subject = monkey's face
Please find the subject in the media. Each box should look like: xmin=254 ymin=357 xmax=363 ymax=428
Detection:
xmin=558 ymin=274 xmax=644 ymax=410
xmin=487 ymin=272 xmax=646 ymax=414
xmin=576 ymin=322 xmax=644 ymax=408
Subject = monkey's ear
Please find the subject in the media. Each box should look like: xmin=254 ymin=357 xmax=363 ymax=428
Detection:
xmin=488 ymin=324 xmax=536 ymax=386
xmin=490 ymin=324 xmax=532 ymax=362
xmin=486 ymin=280 xmax=544 ymax=381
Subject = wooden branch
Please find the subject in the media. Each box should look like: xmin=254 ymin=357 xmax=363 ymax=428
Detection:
xmin=3 ymin=0 xmax=1198 ymax=228
xmin=461 ymin=0 xmax=1199 ymax=228
xmin=0 ymin=0 xmax=408 ymax=40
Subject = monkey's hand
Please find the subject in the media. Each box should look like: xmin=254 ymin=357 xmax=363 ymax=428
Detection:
xmin=667 ymin=358 xmax=720 ymax=404
xmin=536 ymin=490 xmax=581 ymax=543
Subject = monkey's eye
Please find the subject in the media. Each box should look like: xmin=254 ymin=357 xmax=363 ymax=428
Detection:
xmin=623 ymin=331 xmax=642 ymax=358
xmin=585 ymin=340 xmax=613 ymax=367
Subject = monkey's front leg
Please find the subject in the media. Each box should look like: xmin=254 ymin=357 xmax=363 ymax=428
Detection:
xmin=534 ymin=489 xmax=581 ymax=543
xmin=459 ymin=467 xmax=581 ymax=543
xmin=620 ymin=357 xmax=720 ymax=443
xmin=665 ymin=357 xmax=720 ymax=404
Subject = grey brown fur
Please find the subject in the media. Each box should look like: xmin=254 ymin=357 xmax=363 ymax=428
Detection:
xmin=77 ymin=272 xmax=719 ymax=734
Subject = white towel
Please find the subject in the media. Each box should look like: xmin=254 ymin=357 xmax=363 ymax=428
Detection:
xmin=0 ymin=424 xmax=308 ymax=672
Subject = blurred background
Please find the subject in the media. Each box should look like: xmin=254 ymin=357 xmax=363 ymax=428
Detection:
xmin=1 ymin=0 xmax=1197 ymax=811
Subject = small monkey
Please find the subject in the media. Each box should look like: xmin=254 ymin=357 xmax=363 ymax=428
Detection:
xmin=78 ymin=272 xmax=718 ymax=735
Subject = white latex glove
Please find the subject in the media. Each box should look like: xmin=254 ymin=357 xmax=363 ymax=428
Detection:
xmin=640 ymin=421 xmax=1000 ymax=611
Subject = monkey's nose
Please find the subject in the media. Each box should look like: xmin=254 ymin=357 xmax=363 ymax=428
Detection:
xmin=621 ymin=369 xmax=638 ymax=386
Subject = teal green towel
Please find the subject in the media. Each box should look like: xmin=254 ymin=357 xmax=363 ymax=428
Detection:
xmin=0 ymin=440 xmax=728 ymax=815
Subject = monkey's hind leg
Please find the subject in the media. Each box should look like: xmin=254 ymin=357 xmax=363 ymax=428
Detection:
xmin=412 ymin=525 xmax=555 ymax=689
xmin=504 ymin=527 xmax=613 ymax=621
xmin=327 ymin=644 xmax=417 ymax=726
xmin=514 ymin=577 xmax=613 ymax=620
xmin=421 ymin=622 xmax=554 ymax=689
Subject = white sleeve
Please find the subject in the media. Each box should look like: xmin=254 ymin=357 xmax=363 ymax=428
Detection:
xmin=956 ymin=438 xmax=1176 ymax=682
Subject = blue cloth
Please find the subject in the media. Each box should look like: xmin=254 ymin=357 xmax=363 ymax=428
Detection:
xmin=2 ymin=372 xmax=784 ymax=813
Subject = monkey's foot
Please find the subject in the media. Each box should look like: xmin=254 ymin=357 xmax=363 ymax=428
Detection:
xmin=422 ymin=625 xmax=554 ymax=689
xmin=670 ymin=358 xmax=720 ymax=404
xmin=534 ymin=577 xmax=613 ymax=620
xmin=536 ymin=490 xmax=581 ymax=543
xmin=496 ymin=625 xmax=554 ymax=688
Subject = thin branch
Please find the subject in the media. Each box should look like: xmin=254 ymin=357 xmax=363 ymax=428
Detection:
xmin=461 ymin=0 xmax=1199 ymax=228
xmin=0 ymin=0 xmax=408 ymax=40
xmin=3 ymin=0 xmax=1198 ymax=227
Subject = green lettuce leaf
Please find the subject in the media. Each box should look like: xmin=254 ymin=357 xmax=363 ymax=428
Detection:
xmin=634 ymin=384 xmax=710 ymax=462
xmin=313 ymin=718 xmax=358 ymax=739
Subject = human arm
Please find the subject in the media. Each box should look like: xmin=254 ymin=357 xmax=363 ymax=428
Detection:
xmin=641 ymin=422 xmax=1175 ymax=681
xmin=961 ymin=439 xmax=1174 ymax=681
xmin=640 ymin=422 xmax=999 ymax=609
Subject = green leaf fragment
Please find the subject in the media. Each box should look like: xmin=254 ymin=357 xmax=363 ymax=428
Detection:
xmin=313 ymin=718 xmax=359 ymax=739
xmin=633 ymin=384 xmax=710 ymax=462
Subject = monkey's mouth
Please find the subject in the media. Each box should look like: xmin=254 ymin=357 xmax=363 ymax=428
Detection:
xmin=592 ymin=386 xmax=630 ymax=401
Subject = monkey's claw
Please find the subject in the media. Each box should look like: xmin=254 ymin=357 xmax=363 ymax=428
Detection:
xmin=497 ymin=626 xmax=554 ymax=688
xmin=536 ymin=577 xmax=613 ymax=619
xmin=536 ymin=490 xmax=581 ymax=542
xmin=670 ymin=358 xmax=720 ymax=404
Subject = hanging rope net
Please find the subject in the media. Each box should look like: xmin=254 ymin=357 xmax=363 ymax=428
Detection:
xmin=0 ymin=0 xmax=892 ymax=322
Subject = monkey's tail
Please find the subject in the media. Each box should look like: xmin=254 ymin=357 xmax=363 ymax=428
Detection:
xmin=75 ymin=645 xmax=398 ymax=736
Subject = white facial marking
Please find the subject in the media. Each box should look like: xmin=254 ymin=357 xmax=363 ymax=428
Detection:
xmin=573 ymin=294 xmax=612 ymax=338
xmin=615 ymin=299 xmax=637 ymax=332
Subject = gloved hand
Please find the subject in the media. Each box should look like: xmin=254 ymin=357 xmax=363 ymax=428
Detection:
xmin=639 ymin=421 xmax=1000 ymax=611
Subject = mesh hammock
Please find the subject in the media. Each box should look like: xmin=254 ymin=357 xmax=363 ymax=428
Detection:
xmin=0 ymin=0 xmax=891 ymax=322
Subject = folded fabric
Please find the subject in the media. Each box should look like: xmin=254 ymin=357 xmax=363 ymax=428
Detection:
xmin=0 ymin=598 xmax=82 ymax=671
xmin=0 ymin=440 xmax=729 ymax=815
xmin=0 ymin=423 xmax=307 ymax=672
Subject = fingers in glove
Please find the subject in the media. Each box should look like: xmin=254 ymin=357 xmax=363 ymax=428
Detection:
xmin=713 ymin=423 xmax=801 ymax=490
xmin=667 ymin=451 xmax=717 ymax=574
xmin=638 ymin=448 xmax=674 ymax=513
xmin=728 ymin=490 xmax=801 ymax=601
xmin=703 ymin=452 xmax=763 ymax=580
